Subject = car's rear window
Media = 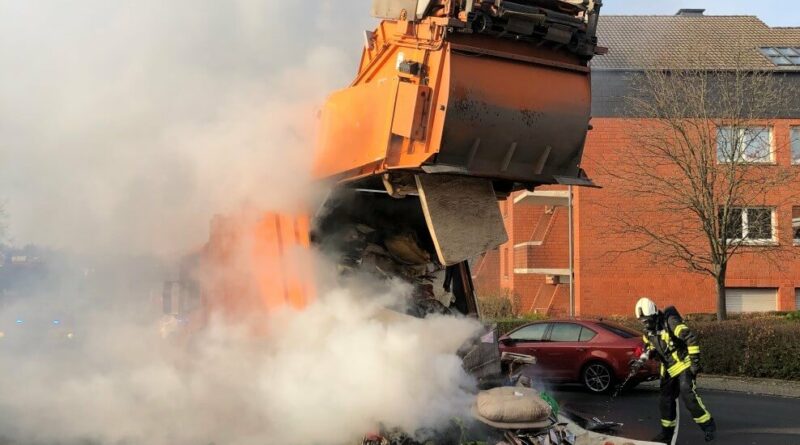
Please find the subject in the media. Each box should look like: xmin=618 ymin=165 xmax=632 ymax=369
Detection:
xmin=550 ymin=323 xmax=583 ymax=342
xmin=579 ymin=327 xmax=597 ymax=342
xmin=597 ymin=322 xmax=641 ymax=339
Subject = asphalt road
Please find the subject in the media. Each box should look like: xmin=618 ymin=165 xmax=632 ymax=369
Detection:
xmin=552 ymin=384 xmax=800 ymax=445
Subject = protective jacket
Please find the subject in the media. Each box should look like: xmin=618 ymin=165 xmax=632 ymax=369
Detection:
xmin=639 ymin=305 xmax=714 ymax=439
xmin=642 ymin=306 xmax=701 ymax=378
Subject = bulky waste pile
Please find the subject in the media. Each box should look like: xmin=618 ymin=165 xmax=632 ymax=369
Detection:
xmin=361 ymin=378 xmax=660 ymax=445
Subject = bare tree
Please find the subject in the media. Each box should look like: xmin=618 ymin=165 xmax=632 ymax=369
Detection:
xmin=596 ymin=51 xmax=799 ymax=321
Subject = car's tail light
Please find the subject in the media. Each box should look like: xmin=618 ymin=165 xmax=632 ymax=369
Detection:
xmin=633 ymin=345 xmax=643 ymax=357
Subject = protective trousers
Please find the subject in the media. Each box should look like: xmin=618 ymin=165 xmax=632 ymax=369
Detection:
xmin=659 ymin=370 xmax=714 ymax=431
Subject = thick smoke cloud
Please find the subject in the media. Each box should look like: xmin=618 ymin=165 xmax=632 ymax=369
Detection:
xmin=0 ymin=279 xmax=482 ymax=445
xmin=0 ymin=0 xmax=371 ymax=255
xmin=0 ymin=2 xmax=486 ymax=444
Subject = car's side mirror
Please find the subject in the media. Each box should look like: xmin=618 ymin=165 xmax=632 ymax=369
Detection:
xmin=499 ymin=337 xmax=514 ymax=346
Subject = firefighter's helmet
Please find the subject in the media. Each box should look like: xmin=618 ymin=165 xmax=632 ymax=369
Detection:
xmin=635 ymin=297 xmax=658 ymax=319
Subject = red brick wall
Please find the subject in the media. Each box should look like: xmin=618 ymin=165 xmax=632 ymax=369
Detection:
xmin=574 ymin=118 xmax=800 ymax=316
xmin=512 ymin=201 xmax=540 ymax=243
xmin=513 ymin=205 xmax=569 ymax=270
xmin=475 ymin=117 xmax=800 ymax=317
xmin=477 ymin=189 xmax=575 ymax=315
xmin=474 ymin=197 xmax=516 ymax=296
xmin=473 ymin=249 xmax=501 ymax=294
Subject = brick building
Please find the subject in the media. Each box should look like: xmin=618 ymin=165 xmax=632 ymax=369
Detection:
xmin=473 ymin=10 xmax=800 ymax=317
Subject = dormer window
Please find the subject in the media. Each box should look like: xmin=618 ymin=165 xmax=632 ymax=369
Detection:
xmin=759 ymin=47 xmax=800 ymax=66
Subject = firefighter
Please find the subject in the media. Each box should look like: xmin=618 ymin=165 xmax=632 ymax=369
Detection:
xmin=634 ymin=297 xmax=716 ymax=443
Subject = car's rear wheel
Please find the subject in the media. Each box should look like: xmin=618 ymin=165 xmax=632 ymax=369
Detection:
xmin=581 ymin=362 xmax=614 ymax=394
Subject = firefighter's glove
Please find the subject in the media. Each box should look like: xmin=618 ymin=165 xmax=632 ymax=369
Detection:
xmin=690 ymin=360 xmax=702 ymax=376
xmin=630 ymin=353 xmax=648 ymax=372
xmin=639 ymin=352 xmax=650 ymax=362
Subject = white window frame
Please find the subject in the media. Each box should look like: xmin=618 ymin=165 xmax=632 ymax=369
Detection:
xmin=724 ymin=207 xmax=778 ymax=246
xmin=717 ymin=126 xmax=774 ymax=164
xmin=792 ymin=127 xmax=800 ymax=166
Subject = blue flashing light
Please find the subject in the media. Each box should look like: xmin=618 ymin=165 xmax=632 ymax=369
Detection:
xmin=15 ymin=319 xmax=24 ymax=324
xmin=53 ymin=320 xmax=61 ymax=325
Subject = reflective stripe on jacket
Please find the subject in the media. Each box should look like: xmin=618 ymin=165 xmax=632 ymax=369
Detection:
xmin=643 ymin=310 xmax=701 ymax=377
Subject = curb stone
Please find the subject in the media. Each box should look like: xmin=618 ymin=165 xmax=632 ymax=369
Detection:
xmin=639 ymin=375 xmax=800 ymax=399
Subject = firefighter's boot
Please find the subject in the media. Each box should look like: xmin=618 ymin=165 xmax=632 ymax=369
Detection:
xmin=652 ymin=427 xmax=674 ymax=444
xmin=701 ymin=418 xmax=717 ymax=442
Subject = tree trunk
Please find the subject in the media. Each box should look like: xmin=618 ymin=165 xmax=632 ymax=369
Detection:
xmin=716 ymin=266 xmax=728 ymax=321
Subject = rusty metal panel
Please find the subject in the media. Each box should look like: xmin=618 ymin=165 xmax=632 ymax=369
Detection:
xmin=371 ymin=0 xmax=418 ymax=20
xmin=416 ymin=174 xmax=508 ymax=266
xmin=392 ymin=82 xmax=431 ymax=140
xmin=314 ymin=78 xmax=399 ymax=178
xmin=436 ymin=47 xmax=591 ymax=183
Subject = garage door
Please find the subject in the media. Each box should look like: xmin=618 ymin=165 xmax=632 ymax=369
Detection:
xmin=726 ymin=288 xmax=777 ymax=313
xmin=796 ymin=288 xmax=800 ymax=311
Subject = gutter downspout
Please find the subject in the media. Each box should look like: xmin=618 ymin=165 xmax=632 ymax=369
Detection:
xmin=568 ymin=185 xmax=575 ymax=318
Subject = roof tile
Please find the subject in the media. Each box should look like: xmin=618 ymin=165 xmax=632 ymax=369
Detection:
xmin=592 ymin=15 xmax=800 ymax=70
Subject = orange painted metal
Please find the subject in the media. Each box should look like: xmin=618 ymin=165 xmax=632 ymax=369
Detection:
xmin=181 ymin=2 xmax=600 ymax=320
xmin=315 ymin=78 xmax=400 ymax=179
xmin=196 ymin=211 xmax=313 ymax=321
xmin=314 ymin=15 xmax=593 ymax=185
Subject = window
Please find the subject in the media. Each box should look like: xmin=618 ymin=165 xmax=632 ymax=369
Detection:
xmin=719 ymin=207 xmax=776 ymax=243
xmin=579 ymin=327 xmax=597 ymax=342
xmin=792 ymin=127 xmax=800 ymax=165
xmin=717 ymin=126 xmax=773 ymax=163
xmin=759 ymin=47 xmax=800 ymax=66
xmin=549 ymin=323 xmax=583 ymax=342
xmin=793 ymin=206 xmax=800 ymax=245
xmin=796 ymin=288 xmax=800 ymax=311
xmin=597 ymin=322 xmax=640 ymax=339
xmin=509 ymin=323 xmax=548 ymax=341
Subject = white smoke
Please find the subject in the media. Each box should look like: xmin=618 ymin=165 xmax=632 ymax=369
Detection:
xmin=0 ymin=279 xmax=482 ymax=445
xmin=0 ymin=1 xmax=486 ymax=444
xmin=0 ymin=0 xmax=371 ymax=256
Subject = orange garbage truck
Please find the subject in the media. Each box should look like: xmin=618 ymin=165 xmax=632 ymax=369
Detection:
xmin=161 ymin=0 xmax=604 ymax=334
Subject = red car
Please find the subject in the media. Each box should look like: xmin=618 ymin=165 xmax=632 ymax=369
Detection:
xmin=498 ymin=319 xmax=659 ymax=393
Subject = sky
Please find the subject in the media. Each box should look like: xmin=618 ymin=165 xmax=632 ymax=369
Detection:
xmin=603 ymin=0 xmax=800 ymax=27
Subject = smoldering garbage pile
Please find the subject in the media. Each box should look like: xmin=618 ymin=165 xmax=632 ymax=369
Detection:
xmin=0 ymin=252 xmax=658 ymax=445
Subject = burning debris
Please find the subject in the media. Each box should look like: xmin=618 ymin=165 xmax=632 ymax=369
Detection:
xmin=355 ymin=349 xmax=651 ymax=445
xmin=313 ymin=189 xmax=478 ymax=320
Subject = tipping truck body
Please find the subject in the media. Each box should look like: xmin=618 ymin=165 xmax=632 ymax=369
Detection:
xmin=162 ymin=0 xmax=603 ymax=333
